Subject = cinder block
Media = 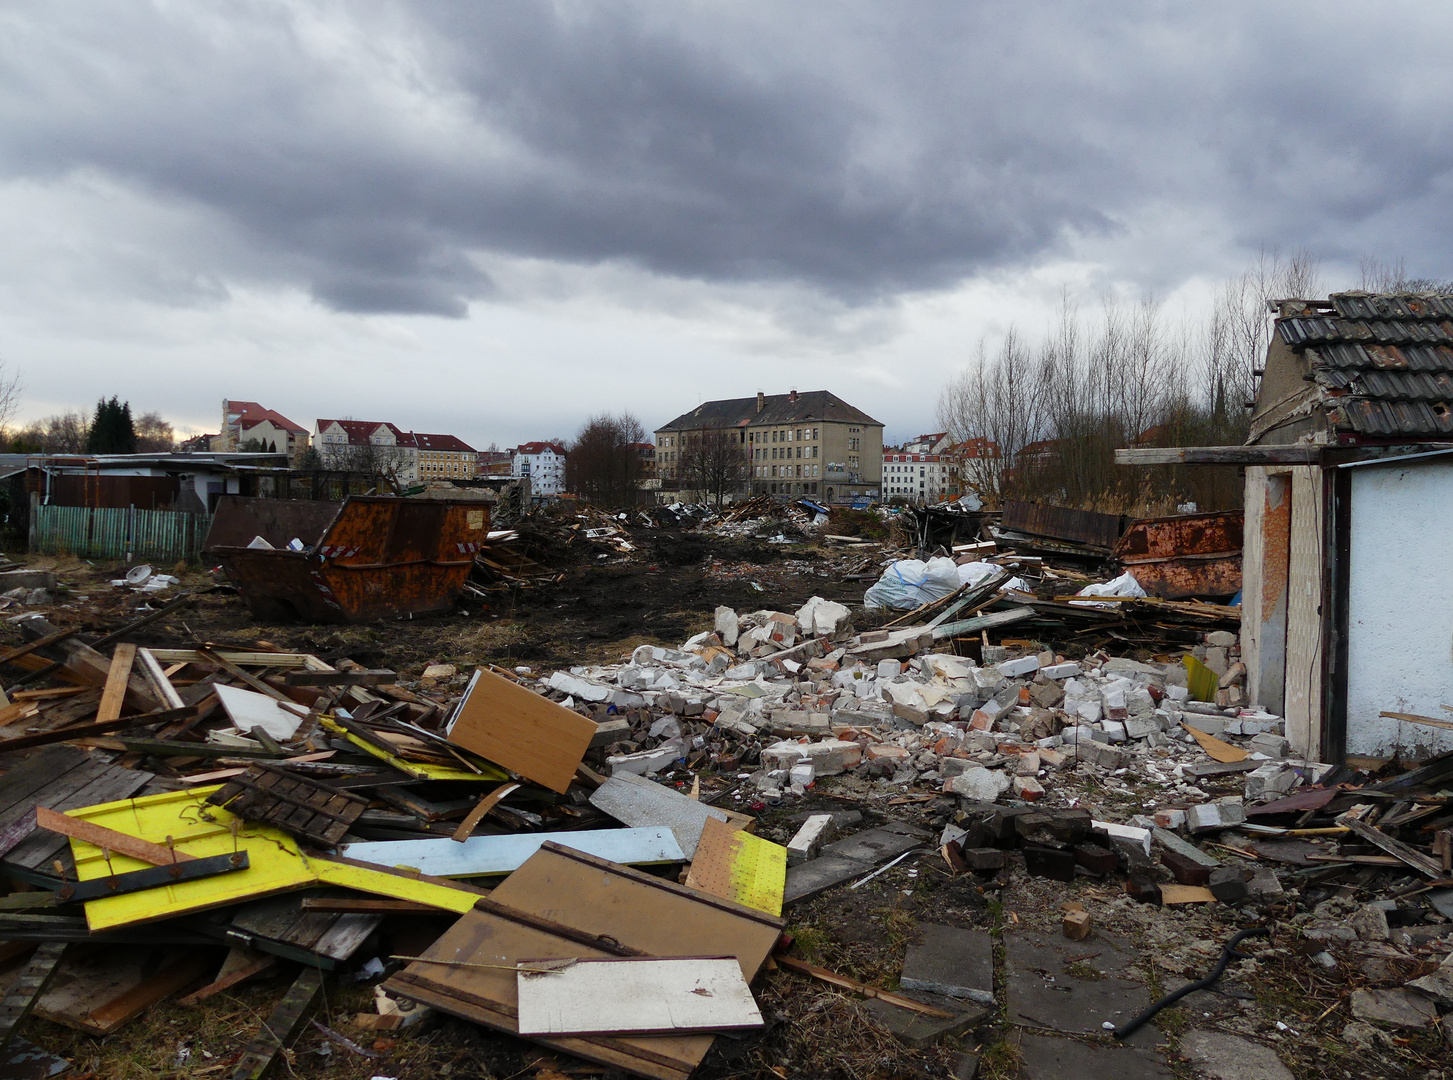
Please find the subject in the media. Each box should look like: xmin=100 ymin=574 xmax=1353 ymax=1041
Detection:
xmin=786 ymin=813 xmax=837 ymax=865
xmin=1022 ymin=845 xmax=1076 ymax=882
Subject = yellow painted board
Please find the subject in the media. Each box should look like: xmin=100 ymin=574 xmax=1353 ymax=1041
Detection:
xmin=684 ymin=818 xmax=786 ymax=916
xmin=321 ymin=718 xmax=508 ymax=782
xmin=64 ymin=788 xmax=482 ymax=931
xmin=64 ymin=787 xmax=316 ymax=932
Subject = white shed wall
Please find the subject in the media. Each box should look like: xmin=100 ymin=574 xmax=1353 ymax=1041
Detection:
xmin=1345 ymin=460 xmax=1453 ymax=758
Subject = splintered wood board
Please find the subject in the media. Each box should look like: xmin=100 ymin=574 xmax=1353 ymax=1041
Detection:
xmin=445 ymin=668 xmax=595 ymax=793
xmin=385 ymin=842 xmax=784 ymax=1080
xmin=34 ymin=945 xmax=217 ymax=1034
xmin=516 ymin=957 xmax=763 ymax=1036
xmin=685 ymin=818 xmax=786 ymax=916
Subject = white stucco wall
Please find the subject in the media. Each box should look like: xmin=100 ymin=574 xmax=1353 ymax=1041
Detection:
xmin=1345 ymin=458 xmax=1453 ymax=758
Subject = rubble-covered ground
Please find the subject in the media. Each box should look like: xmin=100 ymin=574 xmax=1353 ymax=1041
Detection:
xmin=3 ymin=511 xmax=1450 ymax=1080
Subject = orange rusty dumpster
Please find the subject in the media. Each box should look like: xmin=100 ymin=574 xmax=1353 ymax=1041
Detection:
xmin=1113 ymin=510 xmax=1242 ymax=600
xmin=204 ymin=495 xmax=488 ymax=623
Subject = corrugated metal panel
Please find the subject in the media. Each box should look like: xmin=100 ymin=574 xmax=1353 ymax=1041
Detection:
xmin=31 ymin=505 xmax=213 ymax=563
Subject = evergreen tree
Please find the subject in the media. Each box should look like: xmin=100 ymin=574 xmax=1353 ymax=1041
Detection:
xmin=86 ymin=397 xmax=138 ymax=453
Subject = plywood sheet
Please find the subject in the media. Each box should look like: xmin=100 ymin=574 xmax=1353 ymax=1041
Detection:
xmin=341 ymin=826 xmax=685 ymax=878
xmin=516 ymin=957 xmax=763 ymax=1036
xmin=385 ymin=842 xmax=783 ymax=1080
xmin=214 ymin=684 xmax=304 ymax=741
xmin=445 ymin=669 xmax=595 ymax=793
xmin=684 ymin=818 xmax=786 ymax=916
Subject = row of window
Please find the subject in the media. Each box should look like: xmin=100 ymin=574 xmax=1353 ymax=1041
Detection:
xmin=754 ymin=445 xmax=819 ymax=461
xmin=755 ymin=464 xmax=820 ymax=479
xmin=749 ymin=427 xmax=820 ymax=444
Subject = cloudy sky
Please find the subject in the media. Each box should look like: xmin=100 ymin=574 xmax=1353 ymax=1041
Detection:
xmin=1 ymin=1 xmax=1450 ymax=448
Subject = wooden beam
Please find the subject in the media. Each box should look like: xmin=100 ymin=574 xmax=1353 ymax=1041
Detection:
xmin=135 ymin=648 xmax=185 ymax=711
xmin=1114 ymin=445 xmax=1323 ymax=466
xmin=34 ymin=806 xmax=198 ymax=866
xmin=96 ymin=644 xmax=138 ymax=724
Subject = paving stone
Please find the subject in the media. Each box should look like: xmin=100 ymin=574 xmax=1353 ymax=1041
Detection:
xmin=858 ymin=987 xmax=986 ymax=1048
xmin=900 ymin=923 xmax=994 ymax=1004
xmin=1017 ymin=1033 xmax=1170 ymax=1080
xmin=1004 ymin=931 xmax=1159 ymax=1040
xmin=1177 ymin=1029 xmax=1293 ymax=1080
xmin=1350 ymin=987 xmax=1438 ymax=1029
xmin=782 ymin=854 xmax=873 ymax=905
xmin=820 ymin=822 xmax=927 ymax=863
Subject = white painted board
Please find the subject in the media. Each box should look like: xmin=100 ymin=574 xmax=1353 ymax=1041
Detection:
xmin=339 ymin=826 xmax=685 ymax=878
xmin=515 ymin=957 xmax=764 ymax=1036
xmin=214 ymin=684 xmax=304 ymax=741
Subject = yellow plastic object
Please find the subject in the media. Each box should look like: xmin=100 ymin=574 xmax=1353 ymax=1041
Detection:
xmin=63 ymin=788 xmax=479 ymax=932
xmin=1182 ymin=655 xmax=1219 ymax=703
xmin=321 ymin=718 xmax=508 ymax=782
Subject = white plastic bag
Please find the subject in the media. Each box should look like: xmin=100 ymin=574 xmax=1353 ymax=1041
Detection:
xmin=864 ymin=557 xmax=961 ymax=609
xmin=1070 ymin=570 xmax=1147 ymax=608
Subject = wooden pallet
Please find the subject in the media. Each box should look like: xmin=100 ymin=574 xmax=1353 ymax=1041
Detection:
xmin=206 ymin=765 xmax=366 ymax=848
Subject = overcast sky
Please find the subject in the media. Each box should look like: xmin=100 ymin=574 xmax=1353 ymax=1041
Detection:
xmin=2 ymin=2 xmax=1450 ymax=448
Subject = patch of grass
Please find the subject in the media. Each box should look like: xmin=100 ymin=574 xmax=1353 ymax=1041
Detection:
xmin=788 ymin=925 xmax=832 ymax=964
xmin=978 ymin=1036 xmax=1024 ymax=1080
xmin=1152 ymin=1005 xmax=1191 ymax=1037
xmin=1064 ymin=960 xmax=1105 ymax=982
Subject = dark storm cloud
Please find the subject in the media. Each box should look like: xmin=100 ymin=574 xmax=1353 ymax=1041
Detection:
xmin=3 ymin=2 xmax=1453 ymax=316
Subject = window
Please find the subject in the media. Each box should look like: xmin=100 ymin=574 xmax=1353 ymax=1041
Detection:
xmin=812 ymin=446 xmax=818 ymax=458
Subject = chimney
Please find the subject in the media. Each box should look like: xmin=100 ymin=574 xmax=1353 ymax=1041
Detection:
xmin=756 ymin=391 xmax=766 ymax=413
xmin=788 ymin=388 xmax=798 ymax=404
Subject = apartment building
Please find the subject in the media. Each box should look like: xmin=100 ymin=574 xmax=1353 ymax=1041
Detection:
xmin=655 ymin=390 xmax=882 ymax=503
xmin=512 ymin=442 xmax=567 ymax=499
xmin=216 ymin=400 xmax=311 ymax=464
xmin=882 ymin=452 xmax=952 ymax=503
xmin=313 ymin=419 xmax=475 ymax=485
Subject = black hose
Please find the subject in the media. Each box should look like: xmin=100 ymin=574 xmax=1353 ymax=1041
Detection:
xmin=1112 ymin=926 xmax=1269 ymax=1039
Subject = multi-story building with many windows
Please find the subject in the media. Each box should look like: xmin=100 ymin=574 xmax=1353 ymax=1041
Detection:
xmin=655 ymin=390 xmax=882 ymax=503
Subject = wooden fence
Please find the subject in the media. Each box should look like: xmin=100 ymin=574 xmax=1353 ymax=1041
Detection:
xmin=30 ymin=505 xmax=214 ymax=564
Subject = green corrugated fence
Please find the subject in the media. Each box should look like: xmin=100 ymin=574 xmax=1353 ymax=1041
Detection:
xmin=31 ymin=505 xmax=214 ymax=563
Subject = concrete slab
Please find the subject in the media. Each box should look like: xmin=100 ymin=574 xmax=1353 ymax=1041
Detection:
xmin=783 ymin=855 xmax=874 ymax=905
xmin=900 ymin=923 xmax=994 ymax=1004
xmin=1017 ymin=1033 xmax=1170 ymax=1080
xmin=1004 ymin=931 xmax=1158 ymax=1040
xmin=858 ymin=987 xmax=987 ymax=1048
xmin=1178 ymin=1029 xmax=1293 ymax=1080
xmin=820 ymin=822 xmax=927 ymax=864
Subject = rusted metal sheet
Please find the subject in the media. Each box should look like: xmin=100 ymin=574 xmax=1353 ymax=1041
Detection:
xmin=205 ymin=496 xmax=488 ymax=623
xmin=1000 ymin=501 xmax=1123 ymax=551
xmin=1113 ymin=510 xmax=1243 ymax=600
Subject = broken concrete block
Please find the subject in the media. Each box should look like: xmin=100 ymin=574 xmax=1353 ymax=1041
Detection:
xmin=1182 ymin=714 xmax=1226 ymax=737
xmin=714 ymin=606 xmax=740 ymax=647
xmin=1153 ymin=828 xmax=1220 ymax=885
xmin=605 ymin=743 xmax=682 ymax=776
xmin=900 ymin=924 xmax=995 ymax=1004
xmin=1093 ymin=820 xmax=1152 ymax=857
xmin=1245 ymin=763 xmax=1298 ymax=800
xmin=1350 ymin=904 xmax=1390 ymax=942
xmin=1206 ymin=630 xmax=1237 ymax=647
xmin=1187 ymin=802 xmax=1246 ymax=833
xmin=1248 ymin=732 xmax=1291 ymax=759
xmin=1122 ymin=715 xmax=1162 ymax=740
xmin=1016 ymin=809 xmax=1092 ymax=847
xmin=786 ymin=814 xmax=837 ymax=866
xmin=865 ymin=744 xmax=911 ymax=763
xmin=1126 ymin=874 xmax=1162 ymax=904
xmin=1040 ymin=662 xmax=1081 ymax=680
xmin=1152 ymin=808 xmax=1186 ymax=830
xmin=944 ymin=767 xmax=1012 ymax=802
xmin=998 ymin=655 xmax=1040 ymax=678
xmin=796 ymin=596 xmax=852 ymax=638
xmin=1406 ymin=952 xmax=1453 ymax=1005
xmin=962 ymin=847 xmax=1007 ymax=871
xmin=1350 ymin=988 xmax=1438 ymax=1029
xmin=761 ymin=738 xmax=863 ymax=775
xmin=589 ymin=717 xmax=632 ymax=748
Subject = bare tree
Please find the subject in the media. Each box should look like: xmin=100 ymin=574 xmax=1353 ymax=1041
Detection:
xmin=566 ymin=412 xmax=645 ymax=504
xmin=1357 ymin=254 xmax=1453 ymax=292
xmin=11 ymin=410 xmax=88 ymax=453
xmin=680 ymin=427 xmax=750 ymax=505
xmin=134 ymin=411 xmax=175 ymax=453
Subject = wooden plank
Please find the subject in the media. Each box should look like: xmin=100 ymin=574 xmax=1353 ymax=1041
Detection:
xmin=683 ymin=818 xmax=786 ymax=916
xmin=301 ymin=898 xmax=439 ymax=914
xmin=135 ymin=648 xmax=185 ymax=711
xmin=445 ymin=668 xmax=595 ymax=794
xmin=0 ymin=940 xmax=66 ymax=1052
xmin=773 ymin=954 xmax=956 ymax=1018
xmin=95 ymin=644 xmax=138 ymax=724
xmin=0 ymin=629 xmax=75 ymax=670
xmin=1114 ymin=445 xmax=1324 ymax=466
xmin=35 ymin=806 xmax=198 ymax=866
xmin=178 ymin=950 xmax=278 ymax=1006
xmin=340 ymin=827 xmax=686 ymax=878
xmin=384 ymin=842 xmax=783 ymax=1080
xmin=516 ymin=957 xmax=763 ymax=1036
xmin=57 ymin=851 xmax=249 ymax=903
xmin=229 ymin=966 xmax=324 ymax=1080
xmin=197 ymin=649 xmax=295 ymax=703
xmin=283 ymin=670 xmax=394 ymax=687
xmin=932 ymin=606 xmax=1035 ymax=640
xmin=1381 ymin=710 xmax=1453 ymax=732
xmin=35 ymin=945 xmax=216 ymax=1034
xmin=0 ymin=707 xmax=194 ymax=755
xmin=2 ymin=761 xmax=157 ymax=872
xmin=1339 ymin=816 xmax=1445 ymax=879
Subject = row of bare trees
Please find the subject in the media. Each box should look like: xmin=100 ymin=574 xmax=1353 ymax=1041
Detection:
xmin=936 ymin=250 xmax=1324 ymax=513
xmin=6 ymin=407 xmax=175 ymax=454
